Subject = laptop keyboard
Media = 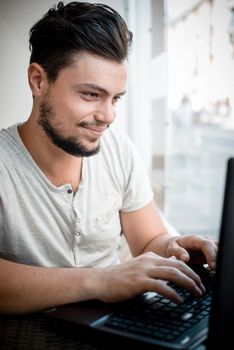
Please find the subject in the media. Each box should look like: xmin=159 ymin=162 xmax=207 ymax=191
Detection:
xmin=103 ymin=266 xmax=215 ymax=344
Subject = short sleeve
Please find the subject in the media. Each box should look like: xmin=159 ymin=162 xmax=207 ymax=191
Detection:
xmin=0 ymin=166 xmax=3 ymax=229
xmin=121 ymin=137 xmax=153 ymax=212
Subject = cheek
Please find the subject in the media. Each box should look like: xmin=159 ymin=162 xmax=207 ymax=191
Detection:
xmin=55 ymin=97 xmax=95 ymax=122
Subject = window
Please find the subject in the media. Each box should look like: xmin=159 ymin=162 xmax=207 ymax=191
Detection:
xmin=164 ymin=0 xmax=234 ymax=239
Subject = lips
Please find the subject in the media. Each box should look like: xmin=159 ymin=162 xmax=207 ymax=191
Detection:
xmin=81 ymin=125 xmax=106 ymax=137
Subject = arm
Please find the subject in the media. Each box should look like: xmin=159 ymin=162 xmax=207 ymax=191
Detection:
xmin=0 ymin=254 xmax=204 ymax=314
xmin=120 ymin=199 xmax=174 ymax=257
xmin=121 ymin=199 xmax=217 ymax=267
xmin=0 ymin=258 xmax=99 ymax=314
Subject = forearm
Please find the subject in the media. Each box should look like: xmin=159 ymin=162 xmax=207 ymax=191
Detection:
xmin=0 ymin=251 xmax=206 ymax=314
xmin=142 ymin=232 xmax=179 ymax=257
xmin=0 ymin=258 xmax=99 ymax=314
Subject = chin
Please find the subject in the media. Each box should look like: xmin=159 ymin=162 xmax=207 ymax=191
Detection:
xmin=82 ymin=141 xmax=100 ymax=155
xmin=85 ymin=138 xmax=100 ymax=148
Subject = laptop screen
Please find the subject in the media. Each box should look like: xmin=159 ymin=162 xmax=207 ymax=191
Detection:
xmin=207 ymin=157 xmax=234 ymax=349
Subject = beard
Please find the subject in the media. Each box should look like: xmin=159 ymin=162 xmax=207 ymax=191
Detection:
xmin=38 ymin=101 xmax=100 ymax=157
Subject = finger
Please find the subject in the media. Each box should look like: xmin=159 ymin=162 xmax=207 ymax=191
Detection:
xmin=149 ymin=266 xmax=204 ymax=297
xmin=150 ymin=256 xmax=204 ymax=289
xmin=167 ymin=239 xmax=190 ymax=263
xmin=171 ymin=235 xmax=218 ymax=269
xmin=183 ymin=236 xmax=218 ymax=269
xmin=198 ymin=240 xmax=218 ymax=269
xmin=146 ymin=279 xmax=184 ymax=304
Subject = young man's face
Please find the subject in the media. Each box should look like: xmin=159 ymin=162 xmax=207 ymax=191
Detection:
xmin=37 ymin=52 xmax=128 ymax=157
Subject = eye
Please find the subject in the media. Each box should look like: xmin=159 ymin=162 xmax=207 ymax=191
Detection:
xmin=81 ymin=92 xmax=99 ymax=100
xmin=113 ymin=95 xmax=122 ymax=103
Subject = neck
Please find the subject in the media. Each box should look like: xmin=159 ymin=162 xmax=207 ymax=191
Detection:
xmin=18 ymin=117 xmax=83 ymax=192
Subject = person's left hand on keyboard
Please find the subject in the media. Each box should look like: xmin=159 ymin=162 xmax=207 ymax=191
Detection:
xmin=165 ymin=234 xmax=218 ymax=270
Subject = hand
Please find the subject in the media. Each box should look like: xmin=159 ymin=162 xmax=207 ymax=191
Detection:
xmin=166 ymin=234 xmax=218 ymax=269
xmin=94 ymin=252 xmax=205 ymax=304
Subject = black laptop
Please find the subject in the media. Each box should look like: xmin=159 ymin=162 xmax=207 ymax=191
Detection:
xmin=46 ymin=157 xmax=234 ymax=350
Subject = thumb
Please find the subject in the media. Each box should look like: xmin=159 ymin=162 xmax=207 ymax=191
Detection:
xmin=168 ymin=239 xmax=190 ymax=263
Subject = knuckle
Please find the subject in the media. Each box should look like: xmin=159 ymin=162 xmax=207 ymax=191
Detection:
xmin=142 ymin=251 xmax=157 ymax=260
xmin=167 ymin=267 xmax=179 ymax=278
xmin=175 ymin=260 xmax=185 ymax=269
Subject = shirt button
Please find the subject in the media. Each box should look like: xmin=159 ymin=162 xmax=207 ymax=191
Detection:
xmin=76 ymin=218 xmax=81 ymax=223
xmin=67 ymin=189 xmax=72 ymax=194
xmin=75 ymin=231 xmax=80 ymax=236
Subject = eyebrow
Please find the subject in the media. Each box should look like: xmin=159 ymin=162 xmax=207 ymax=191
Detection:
xmin=75 ymin=83 xmax=126 ymax=96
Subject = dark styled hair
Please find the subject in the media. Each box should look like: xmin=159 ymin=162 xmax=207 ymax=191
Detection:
xmin=29 ymin=1 xmax=133 ymax=81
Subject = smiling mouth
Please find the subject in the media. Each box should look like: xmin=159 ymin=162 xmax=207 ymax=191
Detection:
xmin=80 ymin=125 xmax=107 ymax=138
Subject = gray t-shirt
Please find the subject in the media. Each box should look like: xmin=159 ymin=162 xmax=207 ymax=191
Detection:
xmin=0 ymin=124 xmax=153 ymax=267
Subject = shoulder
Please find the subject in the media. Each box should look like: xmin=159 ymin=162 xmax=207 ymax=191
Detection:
xmin=0 ymin=124 xmax=22 ymax=174
xmin=0 ymin=124 xmax=20 ymax=155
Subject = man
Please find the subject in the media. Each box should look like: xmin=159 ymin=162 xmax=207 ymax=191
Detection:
xmin=0 ymin=1 xmax=217 ymax=314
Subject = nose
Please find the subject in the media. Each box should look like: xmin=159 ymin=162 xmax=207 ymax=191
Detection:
xmin=94 ymin=101 xmax=116 ymax=125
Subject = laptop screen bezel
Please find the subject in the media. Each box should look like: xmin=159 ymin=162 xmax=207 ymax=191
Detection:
xmin=207 ymin=157 xmax=234 ymax=348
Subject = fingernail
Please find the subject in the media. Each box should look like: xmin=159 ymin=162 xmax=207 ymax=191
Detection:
xmin=210 ymin=261 xmax=216 ymax=269
xmin=180 ymin=253 xmax=189 ymax=262
xmin=176 ymin=296 xmax=184 ymax=304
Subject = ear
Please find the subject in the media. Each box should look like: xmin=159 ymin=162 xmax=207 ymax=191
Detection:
xmin=28 ymin=63 xmax=48 ymax=97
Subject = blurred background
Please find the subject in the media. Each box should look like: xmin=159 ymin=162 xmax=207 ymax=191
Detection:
xmin=0 ymin=0 xmax=233 ymax=240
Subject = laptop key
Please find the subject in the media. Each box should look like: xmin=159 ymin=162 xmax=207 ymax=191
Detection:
xmin=181 ymin=312 xmax=194 ymax=321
